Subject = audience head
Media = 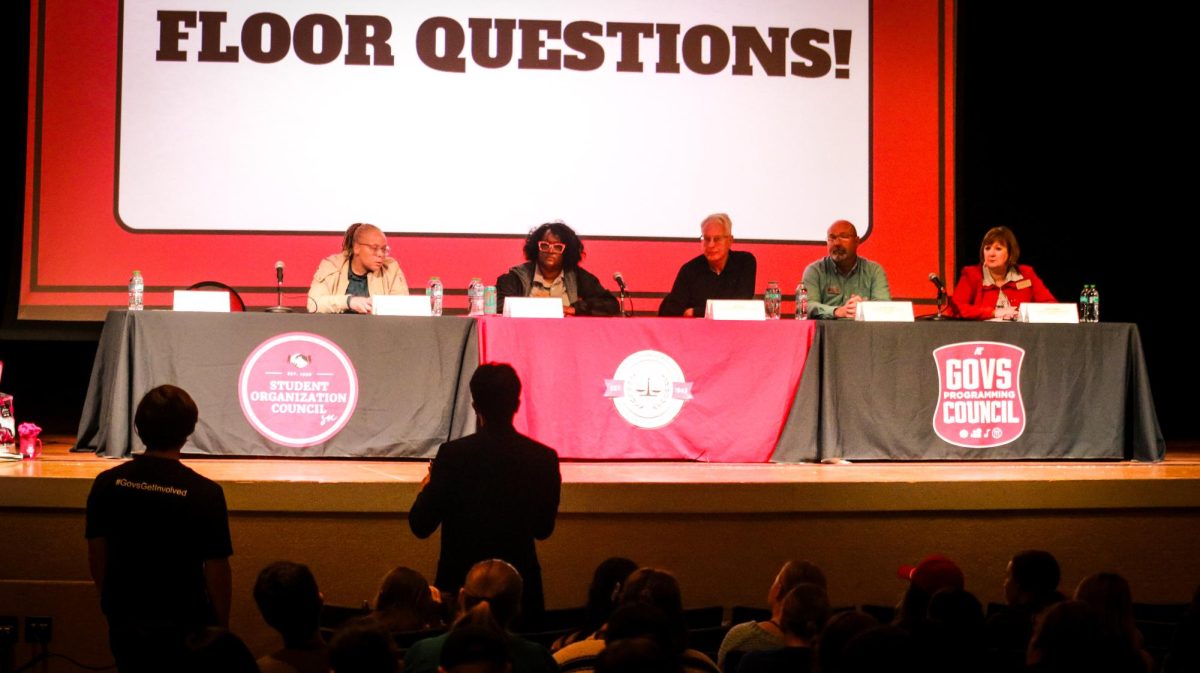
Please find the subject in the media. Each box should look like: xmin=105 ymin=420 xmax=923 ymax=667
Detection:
xmin=134 ymin=384 xmax=198 ymax=452
xmin=617 ymin=568 xmax=686 ymax=652
xmin=596 ymin=636 xmax=683 ymax=673
xmin=253 ymin=561 xmax=323 ymax=647
xmin=778 ymin=583 xmax=831 ymax=641
xmin=470 ymin=364 xmax=522 ymax=427
xmin=182 ymin=627 xmax=259 ymax=673
xmin=523 ymin=221 xmax=584 ymax=271
xmin=817 ymin=611 xmax=879 ymax=673
xmin=459 ymin=559 xmax=524 ymax=629
xmin=585 ymin=557 xmax=639 ymax=627
xmin=843 ymin=624 xmax=918 ymax=673
xmin=1073 ymin=572 xmax=1138 ymax=643
xmin=329 ymin=622 xmax=399 ymax=673
xmin=895 ymin=554 xmax=964 ymax=628
xmin=1027 ymin=600 xmax=1107 ymax=672
xmin=439 ymin=624 xmax=512 ymax=673
xmin=927 ymin=587 xmax=984 ymax=629
xmin=770 ymin=560 xmax=828 ymax=609
xmin=373 ymin=565 xmax=441 ymax=631
xmin=1006 ymin=550 xmax=1062 ymax=607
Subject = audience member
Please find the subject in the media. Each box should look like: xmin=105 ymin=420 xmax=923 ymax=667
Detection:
xmin=815 ymin=611 xmax=878 ymax=673
xmin=404 ymin=559 xmax=558 ymax=673
xmin=253 ymin=561 xmax=329 ymax=673
xmin=1026 ymin=600 xmax=1110 ymax=673
xmin=717 ymin=560 xmax=826 ymax=669
xmin=985 ymin=550 xmax=1066 ymax=662
xmin=595 ymin=636 xmax=682 ymax=673
xmin=182 ymin=627 xmax=259 ymax=673
xmin=842 ymin=625 xmax=918 ymax=673
xmin=329 ymin=622 xmax=400 ymax=673
xmin=918 ymin=588 xmax=986 ymax=673
xmin=440 ymin=623 xmax=513 ymax=673
xmin=370 ymin=565 xmax=445 ymax=634
xmin=1074 ymin=572 xmax=1153 ymax=673
xmin=734 ymin=583 xmax=830 ymax=673
xmin=553 ymin=568 xmax=717 ymax=673
xmin=893 ymin=554 xmax=964 ymax=631
xmin=410 ymin=364 xmax=562 ymax=618
xmin=1163 ymin=584 xmax=1200 ymax=672
xmin=85 ymin=385 xmax=233 ymax=673
xmin=552 ymin=557 xmax=639 ymax=650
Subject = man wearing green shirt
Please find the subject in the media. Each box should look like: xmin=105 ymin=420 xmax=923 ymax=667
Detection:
xmin=802 ymin=220 xmax=891 ymax=319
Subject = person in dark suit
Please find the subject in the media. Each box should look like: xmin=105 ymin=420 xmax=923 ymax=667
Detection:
xmin=409 ymin=363 xmax=562 ymax=618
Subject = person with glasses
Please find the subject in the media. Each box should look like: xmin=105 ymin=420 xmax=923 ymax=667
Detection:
xmin=307 ymin=222 xmax=409 ymax=313
xmin=800 ymin=220 xmax=891 ymax=319
xmin=658 ymin=213 xmax=757 ymax=317
xmin=495 ymin=222 xmax=620 ymax=316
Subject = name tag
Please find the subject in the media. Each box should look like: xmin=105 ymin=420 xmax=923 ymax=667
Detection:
xmin=1014 ymin=279 xmax=1032 ymax=290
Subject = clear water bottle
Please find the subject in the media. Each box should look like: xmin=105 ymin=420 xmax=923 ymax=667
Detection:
xmin=467 ymin=277 xmax=485 ymax=316
xmin=426 ymin=276 xmax=443 ymax=316
xmin=795 ymin=283 xmax=809 ymax=320
xmin=483 ymin=285 xmax=497 ymax=315
xmin=764 ymin=281 xmax=782 ymax=319
xmin=1088 ymin=284 xmax=1099 ymax=323
xmin=128 ymin=270 xmax=144 ymax=311
xmin=1078 ymin=285 xmax=1088 ymax=322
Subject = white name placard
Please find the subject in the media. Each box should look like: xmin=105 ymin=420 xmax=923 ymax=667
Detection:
xmin=372 ymin=295 xmax=431 ymax=316
xmin=854 ymin=301 xmax=914 ymax=322
xmin=705 ymin=300 xmax=767 ymax=321
xmin=503 ymin=297 xmax=565 ymax=318
xmin=172 ymin=290 xmax=231 ymax=312
xmin=1019 ymin=303 xmax=1079 ymax=324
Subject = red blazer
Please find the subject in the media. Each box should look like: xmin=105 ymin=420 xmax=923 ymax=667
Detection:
xmin=949 ymin=264 xmax=1056 ymax=320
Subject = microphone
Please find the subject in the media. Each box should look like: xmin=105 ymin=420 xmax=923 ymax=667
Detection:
xmin=927 ymin=273 xmax=946 ymax=292
xmin=612 ymin=272 xmax=628 ymax=292
xmin=267 ymin=261 xmax=293 ymax=312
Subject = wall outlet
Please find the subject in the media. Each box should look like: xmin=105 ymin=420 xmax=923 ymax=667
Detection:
xmin=0 ymin=616 xmax=17 ymax=646
xmin=24 ymin=617 xmax=52 ymax=644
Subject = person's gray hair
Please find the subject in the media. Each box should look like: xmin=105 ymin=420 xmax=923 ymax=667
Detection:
xmin=701 ymin=213 xmax=733 ymax=236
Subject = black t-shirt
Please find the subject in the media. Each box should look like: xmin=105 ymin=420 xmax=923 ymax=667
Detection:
xmin=658 ymin=250 xmax=758 ymax=317
xmin=85 ymin=455 xmax=232 ymax=626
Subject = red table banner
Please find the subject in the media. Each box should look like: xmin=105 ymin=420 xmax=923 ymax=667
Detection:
xmin=478 ymin=317 xmax=816 ymax=461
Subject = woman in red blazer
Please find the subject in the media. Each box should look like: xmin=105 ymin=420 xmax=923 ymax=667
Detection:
xmin=950 ymin=226 xmax=1056 ymax=320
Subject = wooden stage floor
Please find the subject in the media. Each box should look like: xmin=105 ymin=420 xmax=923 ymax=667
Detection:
xmin=5 ymin=436 xmax=1200 ymax=515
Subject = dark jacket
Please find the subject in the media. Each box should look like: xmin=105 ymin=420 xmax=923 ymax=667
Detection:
xmin=495 ymin=262 xmax=620 ymax=316
xmin=409 ymin=425 xmax=561 ymax=615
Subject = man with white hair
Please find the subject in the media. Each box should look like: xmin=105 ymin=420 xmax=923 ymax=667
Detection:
xmin=658 ymin=213 xmax=757 ymax=317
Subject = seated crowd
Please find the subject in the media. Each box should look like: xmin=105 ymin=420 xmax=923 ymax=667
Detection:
xmin=137 ymin=550 xmax=1200 ymax=673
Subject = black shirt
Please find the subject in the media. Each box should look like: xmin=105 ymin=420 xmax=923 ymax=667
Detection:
xmin=658 ymin=250 xmax=757 ymax=317
xmin=85 ymin=455 xmax=232 ymax=626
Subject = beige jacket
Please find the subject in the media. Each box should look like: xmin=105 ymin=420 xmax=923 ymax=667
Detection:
xmin=307 ymin=253 xmax=409 ymax=313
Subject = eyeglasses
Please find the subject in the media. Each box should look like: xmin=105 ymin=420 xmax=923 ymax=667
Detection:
xmin=538 ymin=241 xmax=567 ymax=254
xmin=700 ymin=236 xmax=730 ymax=245
xmin=827 ymin=233 xmax=855 ymax=242
xmin=356 ymin=241 xmax=390 ymax=256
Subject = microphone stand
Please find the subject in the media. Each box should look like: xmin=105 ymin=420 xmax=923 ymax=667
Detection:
xmin=932 ymin=286 xmax=946 ymax=320
xmin=266 ymin=270 xmax=293 ymax=313
xmin=617 ymin=288 xmax=632 ymax=318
